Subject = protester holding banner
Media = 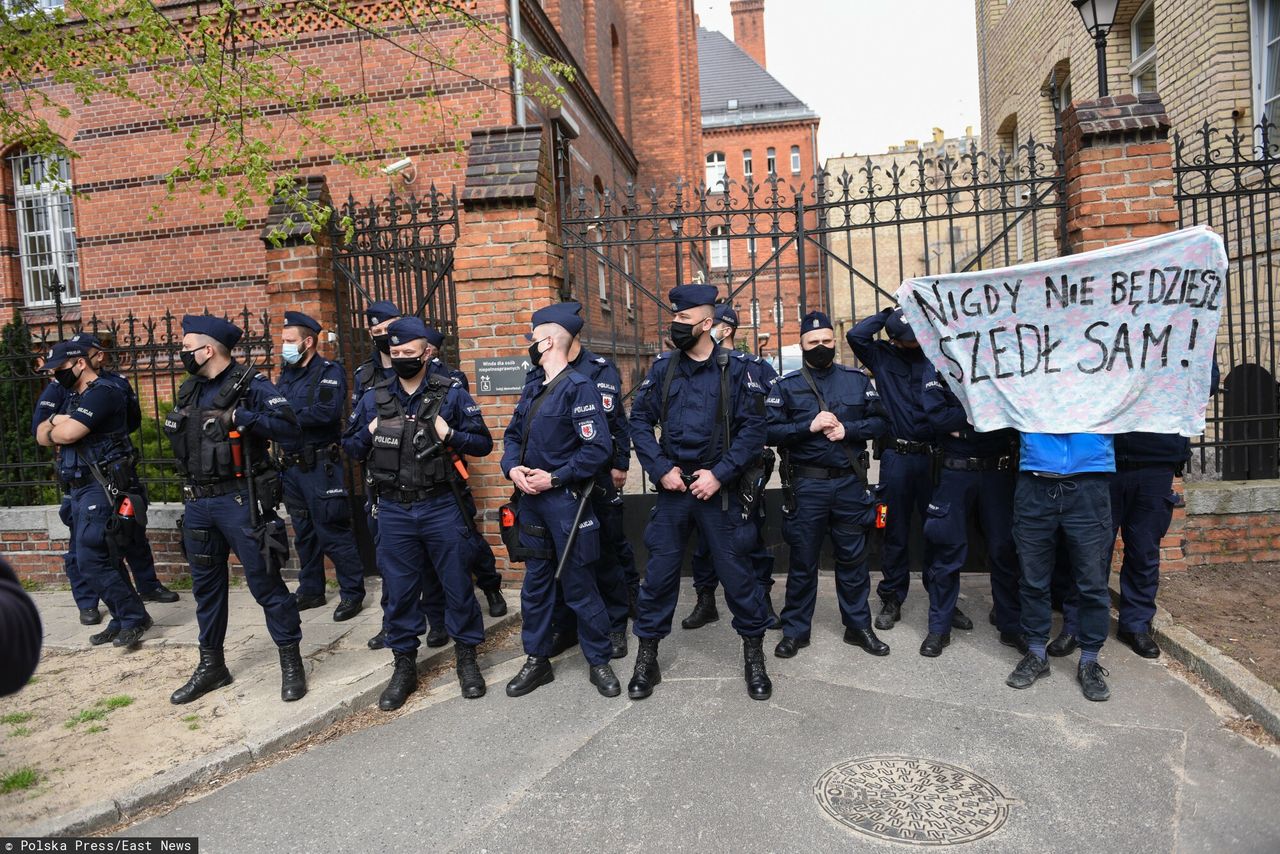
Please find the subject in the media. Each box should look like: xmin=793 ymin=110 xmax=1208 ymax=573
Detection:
xmin=847 ymin=307 xmax=974 ymax=634
xmin=896 ymin=226 xmax=1228 ymax=702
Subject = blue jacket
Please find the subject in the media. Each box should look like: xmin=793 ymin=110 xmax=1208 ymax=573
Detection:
xmin=847 ymin=310 xmax=935 ymax=442
xmin=765 ymin=364 xmax=887 ymax=469
xmin=1018 ymin=433 xmax=1115 ymax=475
xmin=526 ymin=347 xmax=631 ymax=477
xmin=921 ymin=365 xmax=1017 ymax=459
xmin=500 ymin=368 xmax=612 ymax=485
xmin=276 ymin=354 xmax=347 ymax=453
xmin=343 ymin=375 xmax=492 ymax=462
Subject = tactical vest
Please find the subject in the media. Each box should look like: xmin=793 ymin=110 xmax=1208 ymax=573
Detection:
xmin=57 ymin=384 xmax=132 ymax=477
xmin=164 ymin=364 xmax=267 ymax=484
xmin=366 ymin=377 xmax=451 ymax=493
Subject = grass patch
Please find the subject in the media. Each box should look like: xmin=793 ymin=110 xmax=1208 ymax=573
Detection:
xmin=182 ymin=713 xmax=200 ymax=731
xmin=0 ymin=767 xmax=38 ymax=794
xmin=0 ymin=712 xmax=32 ymax=725
xmin=86 ymin=725 xmax=106 ymax=734
xmin=168 ymin=574 xmax=194 ymax=591
xmin=98 ymin=695 xmax=134 ymax=711
xmin=19 ymin=577 xmax=42 ymax=592
xmin=8 ymin=727 xmax=31 ymax=737
xmin=64 ymin=708 xmax=107 ymax=728
xmin=26 ymin=676 xmax=39 ymax=686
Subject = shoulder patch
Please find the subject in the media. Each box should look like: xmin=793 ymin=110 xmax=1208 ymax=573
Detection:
xmin=577 ymin=420 xmax=598 ymax=441
xmin=592 ymin=355 xmax=607 ymax=365
xmin=764 ymin=394 xmax=783 ymax=407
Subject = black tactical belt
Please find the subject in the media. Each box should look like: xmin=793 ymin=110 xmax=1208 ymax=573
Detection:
xmin=64 ymin=475 xmax=96 ymax=490
xmin=281 ymin=443 xmax=339 ymax=471
xmin=791 ymin=464 xmax=856 ymax=480
xmin=1116 ymin=460 xmax=1177 ymax=471
xmin=891 ymin=438 xmax=934 ymax=455
xmin=942 ymin=455 xmax=1013 ymax=472
xmin=377 ymin=484 xmax=450 ymax=505
xmin=183 ymin=479 xmax=247 ymax=500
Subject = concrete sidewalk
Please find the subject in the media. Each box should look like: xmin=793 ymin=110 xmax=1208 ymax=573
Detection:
xmin=21 ymin=579 xmax=519 ymax=836
xmin=124 ymin=576 xmax=1280 ymax=853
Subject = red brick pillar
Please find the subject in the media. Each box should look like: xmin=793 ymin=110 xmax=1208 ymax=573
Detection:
xmin=1061 ymin=93 xmax=1186 ymax=571
xmin=260 ymin=176 xmax=340 ymax=355
xmin=453 ymin=125 xmax=563 ymax=581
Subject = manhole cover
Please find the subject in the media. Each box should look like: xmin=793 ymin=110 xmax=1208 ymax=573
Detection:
xmin=815 ymin=756 xmax=1012 ymax=846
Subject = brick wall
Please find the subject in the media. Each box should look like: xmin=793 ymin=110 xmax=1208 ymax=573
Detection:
xmin=1178 ymin=481 xmax=1280 ymax=568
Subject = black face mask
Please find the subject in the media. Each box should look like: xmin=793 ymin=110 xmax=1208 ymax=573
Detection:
xmin=373 ymin=334 xmax=391 ymax=355
xmin=670 ymin=321 xmax=703 ymax=352
xmin=391 ymin=356 xmax=423 ymax=379
xmin=803 ymin=345 xmax=835 ymax=370
xmin=180 ymin=348 xmax=207 ymax=376
xmin=527 ymin=337 xmax=549 ymax=367
xmin=53 ymin=365 xmax=81 ymax=390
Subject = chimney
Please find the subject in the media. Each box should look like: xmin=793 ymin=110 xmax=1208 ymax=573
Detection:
xmin=731 ymin=0 xmax=767 ymax=69
xmin=932 ymin=127 xmax=945 ymax=146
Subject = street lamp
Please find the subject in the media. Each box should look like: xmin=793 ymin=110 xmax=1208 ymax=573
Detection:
xmin=1072 ymin=0 xmax=1120 ymax=97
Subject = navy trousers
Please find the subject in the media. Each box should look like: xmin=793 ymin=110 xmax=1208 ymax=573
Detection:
xmin=1012 ymin=473 xmax=1112 ymax=653
xmin=551 ymin=488 xmax=634 ymax=636
xmin=780 ymin=474 xmax=877 ymax=639
xmin=377 ymin=492 xmax=485 ymax=653
xmin=282 ymin=462 xmax=366 ymax=602
xmin=877 ymin=449 xmax=934 ymax=605
xmin=634 ymin=489 xmax=770 ymax=639
xmin=181 ymin=491 xmax=302 ymax=649
xmin=690 ymin=496 xmax=774 ymax=594
xmin=923 ymin=468 xmax=1022 ymax=635
xmin=517 ymin=487 xmax=612 ymax=665
xmin=70 ymin=483 xmax=149 ymax=631
xmin=63 ymin=492 xmax=163 ymax=610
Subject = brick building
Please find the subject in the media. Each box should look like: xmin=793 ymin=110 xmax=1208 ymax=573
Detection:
xmin=697 ymin=0 xmax=821 ymax=358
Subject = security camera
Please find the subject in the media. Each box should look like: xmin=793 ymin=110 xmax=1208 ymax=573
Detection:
xmin=381 ymin=157 xmax=413 ymax=176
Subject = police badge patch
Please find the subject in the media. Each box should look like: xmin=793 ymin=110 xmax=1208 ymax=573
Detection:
xmin=601 ymin=393 xmax=614 ymax=412
xmin=577 ymin=421 xmax=596 ymax=440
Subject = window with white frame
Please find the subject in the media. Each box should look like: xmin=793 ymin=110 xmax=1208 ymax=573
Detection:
xmin=709 ymin=225 xmax=729 ymax=268
xmin=4 ymin=0 xmax=64 ymax=13
xmin=790 ymin=145 xmax=801 ymax=174
xmin=750 ymin=298 xmax=760 ymax=327
xmin=1058 ymin=74 xmax=1073 ymax=112
xmin=1130 ymin=1 xmax=1157 ymax=94
xmin=9 ymin=149 xmax=79 ymax=307
xmin=766 ymin=147 xmax=777 ymax=175
xmin=1253 ymin=0 xmax=1280 ymax=127
xmin=742 ymin=149 xmax=753 ymax=180
xmin=705 ymin=151 xmax=726 ymax=189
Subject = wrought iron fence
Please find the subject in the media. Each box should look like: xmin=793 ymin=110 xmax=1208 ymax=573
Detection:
xmin=1175 ymin=121 xmax=1280 ymax=479
xmin=0 ymin=301 xmax=275 ymax=506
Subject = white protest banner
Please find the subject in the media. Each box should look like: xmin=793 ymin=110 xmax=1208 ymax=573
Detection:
xmin=894 ymin=225 xmax=1226 ymax=436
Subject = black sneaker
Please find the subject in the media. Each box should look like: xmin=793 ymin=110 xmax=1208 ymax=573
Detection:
xmin=140 ymin=585 xmax=180 ymax=604
xmin=1005 ymin=652 xmax=1050 ymax=689
xmin=79 ymin=607 xmax=102 ymax=626
xmin=1077 ymin=661 xmax=1111 ymax=702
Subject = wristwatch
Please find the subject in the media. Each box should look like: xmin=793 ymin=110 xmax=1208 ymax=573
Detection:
xmin=549 ymin=474 xmax=563 ymax=489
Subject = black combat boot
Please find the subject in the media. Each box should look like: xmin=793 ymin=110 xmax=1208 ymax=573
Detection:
xmin=367 ymin=629 xmax=387 ymax=650
xmin=742 ymin=636 xmax=772 ymax=701
xmin=279 ymin=643 xmax=307 ymax=702
xmin=680 ymin=588 xmax=719 ymax=630
xmin=170 ymin=647 xmax=233 ymax=705
xmin=455 ymin=644 xmax=486 ymax=699
xmin=483 ymin=587 xmax=508 ymax=618
xmin=379 ymin=651 xmax=419 ymax=710
xmin=506 ymin=655 xmax=554 ymax=697
xmin=628 ymin=638 xmax=661 ymax=699
xmin=589 ymin=663 xmax=622 ymax=697
xmin=426 ymin=626 xmax=450 ymax=648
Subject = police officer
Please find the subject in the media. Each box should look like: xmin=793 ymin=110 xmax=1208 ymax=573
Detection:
xmin=766 ymin=311 xmax=890 ymax=659
xmin=919 ymin=364 xmax=1026 ymax=658
xmin=848 ymin=306 xmax=973 ymax=632
xmin=501 ymin=304 xmax=620 ymax=698
xmin=35 ymin=340 xmax=152 ymax=648
xmin=628 ymin=284 xmax=773 ymax=701
xmin=31 ymin=334 xmax=178 ymax=624
xmin=537 ymin=302 xmax=635 ymax=661
xmin=276 ymin=311 xmax=366 ymax=621
xmin=345 ymin=317 xmax=492 ymax=709
xmin=682 ymin=303 xmax=780 ymax=631
xmin=166 ymin=315 xmax=307 ymax=705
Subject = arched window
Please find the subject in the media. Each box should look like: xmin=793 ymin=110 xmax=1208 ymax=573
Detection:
xmin=705 ymin=152 xmax=726 ymax=189
xmin=8 ymin=149 xmax=79 ymax=306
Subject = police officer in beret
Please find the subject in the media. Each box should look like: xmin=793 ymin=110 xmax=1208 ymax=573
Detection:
xmin=683 ymin=303 xmax=780 ymax=631
xmin=166 ymin=315 xmax=307 ymax=705
xmin=345 ymin=317 xmax=493 ymax=709
xmin=501 ymin=304 xmax=620 ymax=698
xmin=848 ymin=306 xmax=973 ymax=633
xmin=919 ymin=363 xmax=1026 ymax=658
xmin=534 ymin=302 xmax=635 ymax=661
xmin=31 ymin=333 xmax=178 ymax=625
xmin=276 ymin=311 xmax=366 ymax=621
xmin=628 ymin=284 xmax=774 ymax=701
xmin=767 ymin=310 xmax=891 ymax=659
xmin=36 ymin=340 xmax=154 ymax=648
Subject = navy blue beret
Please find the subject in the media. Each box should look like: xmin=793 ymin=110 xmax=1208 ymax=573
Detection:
xmin=387 ymin=316 xmax=430 ymax=346
xmin=713 ymin=304 xmax=739 ymax=328
xmin=530 ymin=301 xmax=584 ymax=338
xmin=284 ymin=311 xmax=321 ymax=334
xmin=884 ymin=306 xmax=916 ymax=342
xmin=422 ymin=325 xmax=445 ymax=348
xmin=182 ymin=314 xmax=243 ymax=350
xmin=669 ymin=284 xmax=719 ymax=312
xmin=366 ymin=300 xmax=401 ymax=326
xmin=801 ymin=311 xmax=833 ymax=333
xmin=69 ymin=331 xmax=104 ymax=350
xmin=43 ymin=340 xmax=91 ymax=371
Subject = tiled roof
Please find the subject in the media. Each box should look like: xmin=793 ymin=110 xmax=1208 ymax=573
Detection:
xmin=698 ymin=27 xmax=817 ymax=129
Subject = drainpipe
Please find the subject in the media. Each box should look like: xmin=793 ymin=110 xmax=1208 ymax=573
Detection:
xmin=512 ymin=0 xmax=526 ymax=126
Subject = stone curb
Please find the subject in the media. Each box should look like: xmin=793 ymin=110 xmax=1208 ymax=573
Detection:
xmin=1107 ymin=577 xmax=1280 ymax=741
xmin=24 ymin=610 xmax=521 ymax=838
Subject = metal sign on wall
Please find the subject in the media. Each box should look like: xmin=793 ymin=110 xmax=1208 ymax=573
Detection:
xmin=474 ymin=357 xmax=532 ymax=395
